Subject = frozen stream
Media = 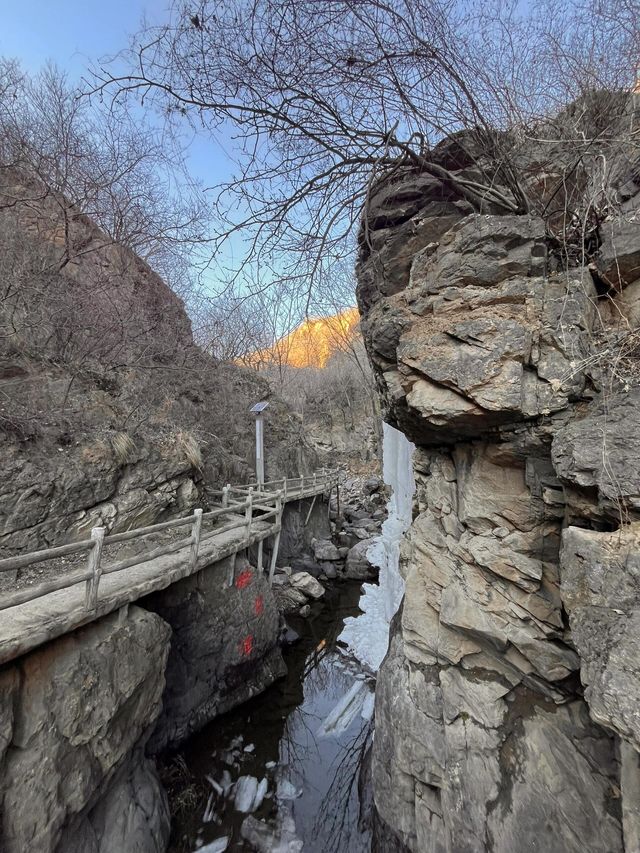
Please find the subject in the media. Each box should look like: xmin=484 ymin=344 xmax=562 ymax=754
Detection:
xmin=165 ymin=582 xmax=374 ymax=853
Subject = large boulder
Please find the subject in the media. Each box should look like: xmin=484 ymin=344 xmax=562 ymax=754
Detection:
xmin=312 ymin=538 xmax=341 ymax=561
xmin=271 ymin=576 xmax=309 ymax=614
xmin=290 ymin=571 xmax=325 ymax=600
xmin=0 ymin=607 xmax=171 ymax=853
xmin=344 ymin=539 xmax=378 ymax=580
xmin=142 ymin=554 xmax=286 ymax=751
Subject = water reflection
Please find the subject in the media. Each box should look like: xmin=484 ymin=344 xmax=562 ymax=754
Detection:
xmin=167 ymin=582 xmax=373 ymax=853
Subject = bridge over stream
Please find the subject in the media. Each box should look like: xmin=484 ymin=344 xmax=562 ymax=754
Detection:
xmin=0 ymin=469 xmax=339 ymax=666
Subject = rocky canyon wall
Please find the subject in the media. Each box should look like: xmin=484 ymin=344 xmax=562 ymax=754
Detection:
xmin=358 ymin=123 xmax=640 ymax=852
xmin=0 ymin=172 xmax=316 ymax=559
xmin=0 ymin=549 xmax=286 ymax=851
xmin=0 ymin=606 xmax=171 ymax=853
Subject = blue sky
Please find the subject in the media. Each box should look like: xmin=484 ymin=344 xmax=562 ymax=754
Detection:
xmin=0 ymin=0 xmax=162 ymax=76
xmin=0 ymin=0 xmax=233 ymax=190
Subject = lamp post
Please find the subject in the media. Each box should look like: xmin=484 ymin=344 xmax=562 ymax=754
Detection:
xmin=249 ymin=401 xmax=269 ymax=488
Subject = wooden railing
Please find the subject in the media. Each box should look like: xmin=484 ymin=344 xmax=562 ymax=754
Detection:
xmin=0 ymin=469 xmax=338 ymax=615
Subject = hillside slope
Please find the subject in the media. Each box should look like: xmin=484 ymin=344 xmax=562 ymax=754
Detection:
xmin=0 ymin=172 xmax=315 ymax=555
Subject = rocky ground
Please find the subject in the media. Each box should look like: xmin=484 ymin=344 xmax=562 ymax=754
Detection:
xmin=271 ymin=475 xmax=387 ymax=618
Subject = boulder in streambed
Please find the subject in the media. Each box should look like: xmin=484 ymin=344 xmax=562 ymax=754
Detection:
xmin=271 ymin=577 xmax=308 ymax=614
xmin=344 ymin=539 xmax=378 ymax=580
xmin=290 ymin=572 xmax=325 ymax=599
xmin=311 ymin=538 xmax=341 ymax=561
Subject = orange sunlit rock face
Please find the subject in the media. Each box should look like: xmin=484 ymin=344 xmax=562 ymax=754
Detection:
xmin=249 ymin=307 xmax=360 ymax=368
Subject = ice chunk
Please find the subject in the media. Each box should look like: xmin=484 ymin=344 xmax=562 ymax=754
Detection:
xmin=265 ymin=760 xmax=277 ymax=769
xmin=339 ymin=422 xmax=415 ymax=671
xmin=253 ymin=777 xmax=269 ymax=810
xmin=234 ymin=775 xmax=268 ymax=813
xmin=234 ymin=776 xmax=259 ymax=812
xmin=197 ymin=838 xmax=229 ymax=853
xmin=243 ymin=743 xmax=255 ymax=753
xmin=276 ymin=778 xmax=303 ymax=800
xmin=317 ymin=681 xmax=368 ymax=736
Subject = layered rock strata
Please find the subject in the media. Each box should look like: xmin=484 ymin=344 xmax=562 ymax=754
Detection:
xmin=360 ymin=136 xmax=640 ymax=852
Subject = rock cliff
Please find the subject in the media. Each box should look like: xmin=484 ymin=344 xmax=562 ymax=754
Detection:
xmin=359 ymin=110 xmax=640 ymax=852
xmin=0 ymin=606 xmax=171 ymax=853
xmin=0 ymin=172 xmax=315 ymax=558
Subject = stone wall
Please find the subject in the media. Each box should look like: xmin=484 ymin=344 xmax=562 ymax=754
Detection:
xmin=359 ymin=135 xmax=640 ymax=852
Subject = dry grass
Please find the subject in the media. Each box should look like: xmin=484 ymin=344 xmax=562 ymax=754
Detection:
xmin=111 ymin=431 xmax=137 ymax=465
xmin=175 ymin=430 xmax=203 ymax=470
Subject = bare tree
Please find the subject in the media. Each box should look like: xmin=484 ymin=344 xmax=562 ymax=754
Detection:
xmin=92 ymin=0 xmax=640 ymax=305
xmin=0 ymin=60 xmax=207 ymax=296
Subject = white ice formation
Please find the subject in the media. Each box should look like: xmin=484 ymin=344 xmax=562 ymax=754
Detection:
xmin=339 ymin=421 xmax=415 ymax=672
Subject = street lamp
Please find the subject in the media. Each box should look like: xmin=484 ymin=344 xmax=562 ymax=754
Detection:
xmin=249 ymin=401 xmax=269 ymax=488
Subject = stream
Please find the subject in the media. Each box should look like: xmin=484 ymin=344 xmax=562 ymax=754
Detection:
xmin=165 ymin=581 xmax=374 ymax=853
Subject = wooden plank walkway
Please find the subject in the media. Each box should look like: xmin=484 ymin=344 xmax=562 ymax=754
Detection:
xmin=0 ymin=471 xmax=338 ymax=666
xmin=0 ymin=517 xmax=275 ymax=666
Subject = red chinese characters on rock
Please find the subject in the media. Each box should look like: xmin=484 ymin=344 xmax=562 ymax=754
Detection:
xmin=254 ymin=595 xmax=264 ymax=616
xmin=240 ymin=634 xmax=254 ymax=657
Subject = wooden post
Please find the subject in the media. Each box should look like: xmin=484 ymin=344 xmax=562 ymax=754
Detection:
xmin=283 ymin=478 xmax=288 ymax=501
xmin=300 ymin=474 xmax=305 ymax=496
xmin=268 ymin=490 xmax=283 ymax=586
xmin=305 ymin=493 xmax=317 ymax=526
xmin=222 ymin=484 xmax=230 ymax=508
xmin=190 ymin=508 xmax=203 ymax=569
xmin=257 ymin=539 xmax=263 ymax=572
xmin=245 ymin=487 xmax=254 ymax=536
xmin=336 ymin=479 xmax=341 ymax=517
xmin=85 ymin=526 xmax=105 ymax=610
xmin=227 ymin=552 xmax=236 ymax=587
xmin=313 ymin=471 xmax=317 ymax=492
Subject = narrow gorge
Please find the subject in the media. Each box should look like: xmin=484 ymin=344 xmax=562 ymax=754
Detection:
xmin=3 ymin=18 xmax=640 ymax=849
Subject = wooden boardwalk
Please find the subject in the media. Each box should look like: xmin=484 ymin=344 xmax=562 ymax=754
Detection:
xmin=0 ymin=471 xmax=338 ymax=665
